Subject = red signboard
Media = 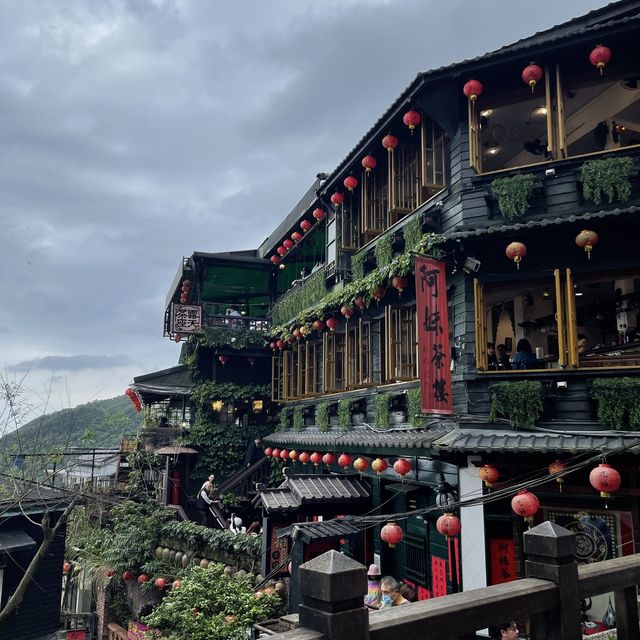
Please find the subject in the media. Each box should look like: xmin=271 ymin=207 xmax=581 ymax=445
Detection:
xmin=415 ymin=256 xmax=452 ymax=414
xmin=489 ymin=538 xmax=516 ymax=584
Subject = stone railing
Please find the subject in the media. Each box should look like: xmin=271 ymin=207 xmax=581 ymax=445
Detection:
xmin=107 ymin=622 xmax=128 ymax=640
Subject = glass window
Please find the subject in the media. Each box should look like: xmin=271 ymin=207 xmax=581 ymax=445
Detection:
xmin=385 ymin=306 xmax=418 ymax=381
xmin=323 ymin=332 xmax=345 ymax=392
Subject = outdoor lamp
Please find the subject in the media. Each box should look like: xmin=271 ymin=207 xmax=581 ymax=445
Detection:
xmin=212 ymin=400 xmax=224 ymax=412
xmin=252 ymin=400 xmax=263 ymax=413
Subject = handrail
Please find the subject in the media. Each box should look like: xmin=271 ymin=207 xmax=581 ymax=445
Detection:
xmin=203 ymin=311 xmax=271 ymax=333
xmin=216 ymin=457 xmax=269 ymax=495
xmin=107 ymin=622 xmax=128 ymax=640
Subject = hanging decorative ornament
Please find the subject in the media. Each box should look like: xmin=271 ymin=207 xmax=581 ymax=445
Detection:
xmin=283 ymin=239 xmax=294 ymax=250
xmin=276 ymin=339 xmax=284 ymax=350
xmin=391 ymin=276 xmax=408 ymax=295
xmin=272 ymin=448 xmax=281 ymax=459
xmin=478 ymin=464 xmax=500 ymax=488
xmin=137 ymin=574 xmax=150 ymax=584
xmin=354 ymin=296 xmax=367 ymax=310
xmin=291 ymin=232 xmax=303 ymax=243
xmin=173 ymin=334 xmax=182 ymax=343
xmin=382 ymin=133 xmax=399 ymax=152
xmin=292 ymin=328 xmax=302 ymax=340
xmin=269 ymin=341 xmax=277 ymax=351
xmin=122 ymin=571 xmax=134 ymax=581
xmin=548 ymin=460 xmax=566 ymax=492
xmin=182 ymin=279 xmax=192 ymax=290
xmin=313 ymin=319 xmax=325 ymax=331
xmin=511 ymin=489 xmax=540 ymax=526
xmin=380 ymin=522 xmax=404 ymax=548
xmin=372 ymin=286 xmax=387 ymax=303
xmin=589 ymin=463 xmax=621 ymax=503
xmin=403 ymin=110 xmax=421 ymax=132
xmin=338 ymin=453 xmax=353 ymax=470
xmin=310 ymin=451 xmax=323 ymax=467
xmin=264 ymin=447 xmax=273 ymax=458
xmin=218 ymin=355 xmax=229 ymax=366
xmin=353 ymin=457 xmax=369 ymax=475
xmin=300 ymin=219 xmax=313 ymax=232
xmin=247 ymin=356 xmax=257 ymax=367
xmin=280 ymin=449 xmax=290 ymax=461
xmin=344 ymin=175 xmax=359 ymax=192
xmin=505 ymin=241 xmax=527 ymax=270
xmin=322 ymin=452 xmax=336 ymax=466
xmin=326 ymin=317 xmax=340 ymax=332
xmin=313 ymin=207 xmax=326 ymax=220
xmin=271 ymin=256 xmax=281 ymax=265
xmin=575 ymin=229 xmax=599 ymax=259
xmin=289 ymin=450 xmax=299 ymax=461
xmin=341 ymin=305 xmax=354 ymax=319
xmin=287 ymin=334 xmax=296 ymax=343
xmin=331 ymin=192 xmax=345 ymax=208
xmin=393 ymin=458 xmax=412 ymax=480
xmin=522 ymin=63 xmax=543 ymax=92
xmin=299 ymin=325 xmax=310 ymax=338
xmin=362 ymin=155 xmax=377 ymax=173
xmin=463 ymin=79 xmax=484 ymax=102
xmin=277 ymin=246 xmax=287 ymax=256
xmin=436 ymin=513 xmax=462 ymax=539
xmin=299 ymin=451 xmax=310 ymax=464
xmin=371 ymin=458 xmax=388 ymax=475
xmin=589 ymin=44 xmax=612 ymax=75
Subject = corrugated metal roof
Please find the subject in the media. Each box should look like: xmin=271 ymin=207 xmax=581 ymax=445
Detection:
xmin=0 ymin=530 xmax=36 ymax=554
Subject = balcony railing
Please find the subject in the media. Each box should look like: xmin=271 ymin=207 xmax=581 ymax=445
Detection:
xmin=202 ymin=307 xmax=271 ymax=333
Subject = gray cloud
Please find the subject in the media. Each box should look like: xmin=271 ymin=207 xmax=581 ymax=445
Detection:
xmin=8 ymin=354 xmax=135 ymax=373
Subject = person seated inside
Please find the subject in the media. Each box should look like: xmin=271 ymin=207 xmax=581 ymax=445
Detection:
xmin=578 ymin=333 xmax=589 ymax=356
xmin=487 ymin=342 xmax=498 ymax=370
xmin=379 ymin=576 xmax=410 ymax=608
xmin=511 ymin=338 xmax=537 ymax=370
xmin=496 ymin=344 xmax=511 ymax=370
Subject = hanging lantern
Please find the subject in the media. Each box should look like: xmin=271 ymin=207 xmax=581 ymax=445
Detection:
xmin=247 ymin=356 xmax=257 ymax=367
xmin=269 ymin=341 xmax=277 ymax=351
xmin=180 ymin=294 xmax=189 ymax=303
xmin=271 ymin=256 xmax=281 ymax=265
xmin=326 ymin=317 xmax=340 ymax=332
xmin=299 ymin=451 xmax=310 ymax=464
xmin=122 ymin=571 xmax=134 ymax=581
xmin=277 ymin=246 xmax=287 ymax=256
xmin=522 ymin=63 xmax=543 ymax=92
xmin=172 ymin=580 xmax=182 ymax=590
xmin=218 ymin=355 xmax=229 ymax=366
xmin=299 ymin=325 xmax=310 ymax=338
xmin=354 ymin=296 xmax=367 ymax=310
xmin=276 ymin=339 xmax=284 ymax=350
xmin=344 ymin=176 xmax=358 ymax=192
xmin=331 ymin=192 xmax=344 ymax=208
xmin=403 ymin=110 xmax=421 ymax=131
xmin=182 ymin=279 xmax=192 ymax=290
xmin=575 ymin=229 xmax=599 ymax=259
xmin=371 ymin=458 xmax=388 ymax=475
xmin=313 ymin=207 xmax=326 ymax=220
xmin=353 ymin=457 xmax=369 ymax=474
xmin=292 ymin=328 xmax=302 ymax=340
xmin=280 ymin=449 xmax=290 ymax=460
xmin=264 ymin=447 xmax=273 ymax=458
xmin=589 ymin=44 xmax=612 ymax=75
xmin=511 ymin=489 xmax=540 ymax=525
xmin=548 ymin=459 xmax=566 ymax=492
xmin=137 ymin=574 xmax=150 ymax=584
xmin=380 ymin=522 xmax=404 ymax=548
xmin=310 ymin=451 xmax=323 ymax=466
xmin=313 ymin=319 xmax=325 ymax=331
xmin=505 ymin=241 xmax=527 ymax=270
xmin=338 ymin=453 xmax=353 ymax=470
xmin=155 ymin=577 xmax=167 ymax=589
xmin=382 ymin=133 xmax=399 ymax=151
xmin=291 ymin=232 xmax=303 ymax=243
xmin=479 ymin=464 xmax=500 ymax=488
xmin=393 ymin=458 xmax=412 ymax=479
xmin=372 ymin=286 xmax=387 ymax=302
xmin=436 ymin=513 xmax=462 ymax=539
xmin=362 ymin=155 xmax=377 ymax=172
xmin=322 ymin=452 xmax=336 ymax=466
xmin=300 ymin=220 xmax=313 ymax=232
xmin=287 ymin=334 xmax=296 ymax=343
xmin=589 ymin=463 xmax=621 ymax=499
xmin=463 ymin=79 xmax=484 ymax=102
xmin=341 ymin=305 xmax=354 ymax=319
xmin=391 ymin=276 xmax=408 ymax=295
xmin=283 ymin=239 xmax=294 ymax=250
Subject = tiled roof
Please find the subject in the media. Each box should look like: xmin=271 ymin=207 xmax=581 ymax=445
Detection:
xmin=432 ymin=428 xmax=640 ymax=455
xmin=276 ymin=519 xmax=361 ymax=544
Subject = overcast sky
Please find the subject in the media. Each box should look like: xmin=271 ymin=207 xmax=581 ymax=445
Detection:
xmin=0 ymin=0 xmax=610 ymax=424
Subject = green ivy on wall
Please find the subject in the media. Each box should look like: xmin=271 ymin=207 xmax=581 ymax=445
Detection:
xmin=374 ymin=233 xmax=393 ymax=267
xmin=581 ymin=156 xmax=633 ymax=206
xmin=374 ymin=393 xmax=390 ymax=428
xmin=338 ymin=398 xmax=351 ymax=430
xmin=591 ymin=378 xmax=640 ymax=429
xmin=351 ymin=251 xmax=365 ymax=280
xmin=403 ymin=217 xmax=423 ymax=253
xmin=199 ymin=326 xmax=266 ymax=350
xmin=272 ymin=269 xmax=328 ymax=326
xmin=316 ymin=401 xmax=330 ymax=432
xmin=190 ymin=382 xmax=271 ymax=407
xmin=278 ymin=406 xmax=290 ymax=431
xmin=489 ymin=381 xmax=544 ymax=427
xmin=407 ymin=387 xmax=428 ymax=428
xmin=490 ymin=173 xmax=536 ymax=219
xmin=293 ymin=405 xmax=304 ymax=432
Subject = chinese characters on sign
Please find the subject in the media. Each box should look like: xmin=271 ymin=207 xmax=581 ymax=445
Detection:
xmin=171 ymin=304 xmax=202 ymax=334
xmin=489 ymin=538 xmax=516 ymax=584
xmin=415 ymin=257 xmax=452 ymax=414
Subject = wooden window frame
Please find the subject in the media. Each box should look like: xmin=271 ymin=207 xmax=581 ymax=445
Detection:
xmin=361 ymin=167 xmax=389 ymax=244
xmin=339 ymin=201 xmax=360 ymax=251
xmin=303 ymin=340 xmax=322 ymax=396
xmin=323 ymin=331 xmax=346 ymax=393
xmin=385 ymin=305 xmax=418 ymax=382
xmin=271 ymin=354 xmax=284 ymax=402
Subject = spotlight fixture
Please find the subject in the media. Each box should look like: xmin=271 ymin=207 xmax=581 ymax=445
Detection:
xmin=463 ymin=256 xmax=481 ymax=273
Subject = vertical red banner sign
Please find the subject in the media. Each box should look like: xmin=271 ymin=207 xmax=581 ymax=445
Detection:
xmin=415 ymin=256 xmax=452 ymax=414
xmin=489 ymin=538 xmax=516 ymax=584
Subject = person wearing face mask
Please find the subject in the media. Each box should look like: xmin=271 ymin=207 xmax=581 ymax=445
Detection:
xmin=379 ymin=576 xmax=409 ymax=608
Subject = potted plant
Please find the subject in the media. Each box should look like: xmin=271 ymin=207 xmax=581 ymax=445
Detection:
xmin=490 ymin=173 xmax=537 ymax=220
xmin=581 ymin=156 xmax=634 ymax=205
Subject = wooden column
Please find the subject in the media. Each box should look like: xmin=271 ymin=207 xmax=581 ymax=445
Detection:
xmin=614 ymin=586 xmax=640 ymax=640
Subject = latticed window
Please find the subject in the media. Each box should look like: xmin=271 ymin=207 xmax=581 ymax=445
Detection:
xmin=271 ymin=354 xmax=283 ymax=402
xmin=323 ymin=331 xmax=346 ymax=392
xmin=361 ymin=169 xmax=389 ymax=244
xmin=302 ymin=340 xmax=322 ymax=396
xmin=283 ymin=348 xmax=302 ymax=400
xmin=385 ymin=306 xmax=418 ymax=381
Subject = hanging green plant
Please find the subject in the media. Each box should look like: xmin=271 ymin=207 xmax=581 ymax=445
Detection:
xmin=272 ymin=269 xmax=328 ymax=326
xmin=190 ymin=382 xmax=271 ymax=407
xmin=581 ymin=156 xmax=633 ymax=205
xmin=490 ymin=173 xmax=536 ymax=219
xmin=374 ymin=233 xmax=393 ymax=267
xmin=407 ymin=387 xmax=428 ymax=428
xmin=489 ymin=381 xmax=544 ymax=426
xmin=293 ymin=405 xmax=304 ymax=432
xmin=338 ymin=398 xmax=352 ymax=430
xmin=199 ymin=326 xmax=266 ymax=350
xmin=403 ymin=216 xmax=423 ymax=253
xmin=374 ymin=393 xmax=391 ymax=428
xmin=278 ymin=406 xmax=290 ymax=431
xmin=591 ymin=377 xmax=640 ymax=429
xmin=316 ymin=401 xmax=330 ymax=432
xmin=351 ymin=251 xmax=366 ymax=280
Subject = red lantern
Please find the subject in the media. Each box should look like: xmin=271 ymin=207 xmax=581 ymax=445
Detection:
xmin=289 ymin=450 xmax=299 ymax=461
xmin=589 ymin=44 xmax=612 ymax=75
xmin=310 ymin=452 xmax=323 ymax=466
xmin=283 ymin=239 xmax=294 ymax=250
xmin=436 ymin=513 xmax=462 ymax=538
xmin=277 ymin=246 xmax=287 ymax=256
xmin=382 ymin=133 xmax=399 ymax=151
xmin=299 ymin=451 xmax=310 ymax=464
xmin=182 ymin=280 xmax=192 ymax=290
xmin=271 ymin=256 xmax=281 ymax=265
xmin=338 ymin=453 xmax=353 ymax=470
xmin=548 ymin=459 xmax=565 ymax=492
xmin=291 ymin=232 xmax=303 ymax=243
xmin=264 ymin=447 xmax=273 ymax=458
xmin=137 ymin=574 xmax=149 ymax=584
xmin=381 ymin=522 xmax=404 ymax=548
xmin=322 ymin=452 xmax=336 ymax=466
xmin=173 ymin=333 xmax=182 ymax=343
xmin=372 ymin=286 xmax=387 ymax=302
xmin=505 ymin=241 xmax=527 ymax=269
xmin=331 ymin=192 xmax=344 ymax=208
xmin=180 ymin=294 xmax=189 ymax=303
xmin=393 ymin=458 xmax=412 ymax=479
xmin=172 ymin=579 xmax=182 ymax=589
xmin=354 ymin=296 xmax=367 ymax=310
xmin=511 ymin=489 xmax=540 ymax=525
xmin=107 ymin=569 xmax=116 ymax=577
xmin=280 ymin=449 xmax=289 ymax=460
xmin=313 ymin=319 xmax=325 ymax=331
xmin=362 ymin=155 xmax=377 ymax=172
xmin=575 ymin=229 xmax=598 ymax=259
xmin=122 ymin=570 xmax=134 ymax=581
xmin=276 ymin=339 xmax=284 ymax=350
xmin=353 ymin=457 xmax=369 ymax=474
xmin=403 ymin=110 xmax=421 ymax=131
xmin=391 ymin=276 xmax=408 ymax=294
xmin=341 ymin=305 xmax=354 ymax=319
xmin=326 ymin=317 xmax=339 ymax=332
xmin=218 ymin=355 xmax=229 ymax=366
xmin=463 ymin=79 xmax=484 ymax=102
xmin=313 ymin=207 xmax=326 ymax=220
xmin=63 ymin=562 xmax=71 ymax=574
xmin=300 ymin=219 xmax=313 ymax=232
xmin=589 ymin=463 xmax=621 ymax=498
xmin=155 ymin=577 xmax=167 ymax=589
xmin=269 ymin=341 xmax=277 ymax=351
xmin=292 ymin=328 xmax=302 ymax=339
xmin=344 ymin=176 xmax=358 ymax=192
xmin=247 ymin=356 xmax=257 ymax=367
xmin=479 ymin=464 xmax=500 ymax=488
xmin=522 ymin=63 xmax=543 ymax=91
xmin=371 ymin=458 xmax=388 ymax=475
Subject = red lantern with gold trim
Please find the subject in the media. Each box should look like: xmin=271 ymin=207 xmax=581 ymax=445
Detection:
xmin=382 ymin=133 xmax=399 ymax=151
xmin=313 ymin=319 xmax=325 ymax=332
xmin=277 ymin=246 xmax=287 ymax=256
xmin=271 ymin=448 xmax=281 ymax=459
xmin=381 ymin=522 xmax=404 ymax=548
xmin=271 ymin=256 xmax=281 ymax=265
xmin=299 ymin=451 xmax=310 ymax=464
xmin=338 ymin=453 xmax=352 ymax=470
xmin=548 ymin=459 xmax=566 ymax=492
xmin=372 ymin=286 xmax=387 ymax=302
xmin=326 ymin=317 xmax=339 ymax=332
xmin=310 ymin=451 xmax=323 ymax=467
xmin=276 ymin=339 xmax=284 ymax=350
xmin=264 ymin=447 xmax=273 ymax=458
xmin=479 ymin=464 xmax=500 ymax=488
xmin=218 ymin=355 xmax=229 ymax=366
xmin=589 ymin=463 xmax=621 ymax=498
xmin=436 ymin=513 xmax=462 ymax=538
xmin=313 ymin=207 xmax=326 ymax=220
xmin=371 ymin=458 xmax=388 ymax=475
xmin=522 ymin=63 xmax=543 ymax=92
xmin=283 ymin=239 xmax=294 ymax=250
xmin=391 ymin=276 xmax=408 ymax=295
xmin=511 ymin=489 xmax=540 ymax=525
xmin=289 ymin=450 xmax=299 ymax=461
xmin=280 ymin=449 xmax=289 ymax=461
xmin=344 ymin=176 xmax=358 ymax=192
xmin=463 ymin=79 xmax=483 ymax=102
xmin=331 ymin=192 xmax=344 ymax=208
xmin=300 ymin=220 xmax=313 ymax=232
xmin=322 ymin=452 xmax=336 ymax=466
xmin=362 ymin=155 xmax=377 ymax=173
xmin=291 ymin=232 xmax=303 ymax=243
xmin=575 ymin=229 xmax=598 ymax=259
xmin=353 ymin=457 xmax=369 ymax=475
xmin=505 ymin=241 xmax=527 ymax=269
xmin=393 ymin=458 xmax=412 ymax=479
xmin=589 ymin=44 xmax=612 ymax=75
xmin=341 ymin=305 xmax=354 ymax=319
xmin=403 ymin=110 xmax=421 ymax=131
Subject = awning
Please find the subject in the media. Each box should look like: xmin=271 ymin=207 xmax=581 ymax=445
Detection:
xmin=155 ymin=446 xmax=199 ymax=455
xmin=0 ymin=530 xmax=36 ymax=554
